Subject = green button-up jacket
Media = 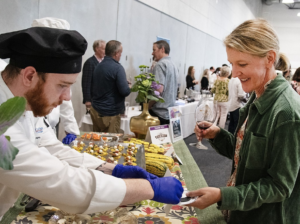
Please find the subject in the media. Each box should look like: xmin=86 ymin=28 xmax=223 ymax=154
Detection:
xmin=210 ymin=75 xmax=300 ymax=224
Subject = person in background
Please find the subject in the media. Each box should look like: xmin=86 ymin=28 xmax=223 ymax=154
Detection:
xmin=200 ymin=69 xmax=209 ymax=91
xmin=192 ymin=18 xmax=300 ymax=224
xmin=90 ymin=40 xmax=130 ymax=133
xmin=211 ymin=66 xmax=231 ymax=129
xmin=82 ymin=39 xmax=106 ymax=110
xmin=0 ymin=27 xmax=183 ymax=220
xmin=275 ymin=52 xmax=291 ymax=81
xmin=292 ymin=67 xmax=300 ymax=94
xmin=209 ymin=67 xmax=220 ymax=89
xmin=227 ymin=73 xmax=245 ymax=134
xmin=31 ymin=17 xmax=80 ymax=143
xmin=150 ymin=40 xmax=178 ymax=125
xmin=186 ymin=66 xmax=199 ymax=90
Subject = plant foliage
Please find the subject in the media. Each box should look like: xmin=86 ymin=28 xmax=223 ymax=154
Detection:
xmin=0 ymin=97 xmax=26 ymax=170
xmin=131 ymin=65 xmax=165 ymax=104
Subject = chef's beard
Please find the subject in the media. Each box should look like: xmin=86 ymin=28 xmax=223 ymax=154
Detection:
xmin=24 ymin=80 xmax=62 ymax=117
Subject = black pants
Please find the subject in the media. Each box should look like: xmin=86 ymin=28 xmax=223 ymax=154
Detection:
xmin=228 ymin=108 xmax=240 ymax=134
xmin=149 ymin=109 xmax=170 ymax=125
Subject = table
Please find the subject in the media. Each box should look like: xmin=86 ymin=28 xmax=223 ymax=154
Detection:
xmin=9 ymin=140 xmax=225 ymax=224
xmin=78 ymin=107 xmax=141 ymax=135
xmin=178 ymin=102 xmax=198 ymax=138
xmin=78 ymin=103 xmax=199 ymax=138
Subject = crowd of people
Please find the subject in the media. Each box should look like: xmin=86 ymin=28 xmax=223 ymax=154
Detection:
xmin=1 ymin=15 xmax=300 ymax=224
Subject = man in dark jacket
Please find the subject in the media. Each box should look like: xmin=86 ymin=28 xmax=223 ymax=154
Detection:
xmin=81 ymin=39 xmax=106 ymax=109
xmin=90 ymin=40 xmax=131 ymax=133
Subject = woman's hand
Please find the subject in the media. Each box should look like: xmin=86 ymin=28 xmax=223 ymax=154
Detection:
xmin=186 ymin=187 xmax=222 ymax=209
xmin=194 ymin=121 xmax=220 ymax=141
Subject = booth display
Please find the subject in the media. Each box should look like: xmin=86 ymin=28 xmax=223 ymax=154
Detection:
xmin=10 ymin=139 xmax=225 ymax=224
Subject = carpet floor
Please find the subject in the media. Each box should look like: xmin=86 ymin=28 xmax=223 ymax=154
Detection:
xmin=183 ymin=122 xmax=232 ymax=188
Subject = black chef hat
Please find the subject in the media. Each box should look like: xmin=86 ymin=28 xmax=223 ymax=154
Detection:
xmin=0 ymin=27 xmax=87 ymax=73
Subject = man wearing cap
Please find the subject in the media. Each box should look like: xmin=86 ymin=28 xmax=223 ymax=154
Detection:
xmin=0 ymin=27 xmax=183 ymax=219
xmin=82 ymin=39 xmax=106 ymax=110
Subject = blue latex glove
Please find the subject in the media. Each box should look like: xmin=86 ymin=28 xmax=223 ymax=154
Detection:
xmin=112 ymin=165 xmax=183 ymax=204
xmin=150 ymin=176 xmax=183 ymax=204
xmin=62 ymin=133 xmax=77 ymax=144
xmin=112 ymin=164 xmax=158 ymax=180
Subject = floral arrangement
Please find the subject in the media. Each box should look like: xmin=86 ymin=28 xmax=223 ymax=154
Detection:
xmin=0 ymin=97 xmax=26 ymax=170
xmin=130 ymin=65 xmax=165 ymax=104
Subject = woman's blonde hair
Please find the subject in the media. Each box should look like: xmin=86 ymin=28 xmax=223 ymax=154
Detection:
xmin=224 ymin=19 xmax=280 ymax=65
xmin=275 ymin=53 xmax=290 ymax=72
xmin=220 ymin=66 xmax=231 ymax=77
xmin=202 ymin=69 xmax=209 ymax=78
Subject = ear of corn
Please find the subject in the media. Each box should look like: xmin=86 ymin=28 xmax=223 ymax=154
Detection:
xmin=146 ymin=160 xmax=168 ymax=177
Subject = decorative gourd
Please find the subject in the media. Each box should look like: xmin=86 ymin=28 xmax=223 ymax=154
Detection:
xmin=146 ymin=160 xmax=168 ymax=177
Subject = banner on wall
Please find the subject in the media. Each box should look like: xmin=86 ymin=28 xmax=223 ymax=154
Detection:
xmin=156 ymin=36 xmax=170 ymax=45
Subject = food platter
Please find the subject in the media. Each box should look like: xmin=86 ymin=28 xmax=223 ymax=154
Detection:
xmin=70 ymin=135 xmax=145 ymax=169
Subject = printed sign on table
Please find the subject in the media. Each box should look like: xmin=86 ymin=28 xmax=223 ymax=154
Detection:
xmin=145 ymin=124 xmax=172 ymax=145
xmin=168 ymin=106 xmax=183 ymax=143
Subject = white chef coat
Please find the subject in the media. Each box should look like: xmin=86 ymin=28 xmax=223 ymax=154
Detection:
xmin=47 ymin=95 xmax=80 ymax=136
xmin=0 ymin=75 xmax=126 ymax=218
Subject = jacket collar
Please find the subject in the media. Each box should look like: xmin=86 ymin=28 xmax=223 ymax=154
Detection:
xmin=249 ymin=75 xmax=290 ymax=115
xmin=103 ymin=56 xmax=119 ymax=64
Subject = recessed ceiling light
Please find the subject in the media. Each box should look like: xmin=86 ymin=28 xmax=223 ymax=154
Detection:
xmin=298 ymin=12 xmax=300 ymax=16
xmin=282 ymin=0 xmax=294 ymax=3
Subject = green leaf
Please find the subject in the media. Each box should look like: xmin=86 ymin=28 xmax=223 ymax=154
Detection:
xmin=5 ymin=136 xmax=10 ymax=141
xmin=130 ymin=83 xmax=139 ymax=92
xmin=0 ymin=134 xmax=19 ymax=170
xmin=0 ymin=97 xmax=26 ymax=136
xmin=147 ymin=95 xmax=159 ymax=102
xmin=158 ymin=98 xmax=165 ymax=103
xmin=136 ymin=92 xmax=146 ymax=103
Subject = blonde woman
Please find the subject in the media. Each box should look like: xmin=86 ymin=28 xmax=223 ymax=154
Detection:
xmin=192 ymin=19 xmax=300 ymax=223
xmin=200 ymin=69 xmax=209 ymax=90
xmin=211 ymin=66 xmax=231 ymax=128
xmin=276 ymin=52 xmax=291 ymax=81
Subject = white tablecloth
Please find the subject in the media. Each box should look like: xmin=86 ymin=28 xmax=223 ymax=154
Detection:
xmin=178 ymin=101 xmax=199 ymax=138
xmin=78 ymin=103 xmax=200 ymax=138
xmin=78 ymin=106 xmax=141 ymax=135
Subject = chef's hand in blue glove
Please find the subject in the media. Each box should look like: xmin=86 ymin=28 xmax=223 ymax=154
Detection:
xmin=150 ymin=176 xmax=183 ymax=204
xmin=62 ymin=133 xmax=77 ymax=144
xmin=112 ymin=164 xmax=157 ymax=180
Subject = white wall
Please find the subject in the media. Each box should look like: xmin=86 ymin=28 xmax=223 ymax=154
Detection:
xmin=0 ymin=0 xmax=262 ymax=137
xmin=262 ymin=3 xmax=300 ymax=69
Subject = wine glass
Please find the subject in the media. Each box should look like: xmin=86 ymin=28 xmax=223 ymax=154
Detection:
xmin=191 ymin=92 xmax=217 ymax=149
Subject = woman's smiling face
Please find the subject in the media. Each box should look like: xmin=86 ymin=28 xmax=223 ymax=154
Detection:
xmin=226 ymin=47 xmax=273 ymax=97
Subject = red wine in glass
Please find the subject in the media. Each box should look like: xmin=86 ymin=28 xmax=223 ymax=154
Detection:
xmin=197 ymin=122 xmax=211 ymax=130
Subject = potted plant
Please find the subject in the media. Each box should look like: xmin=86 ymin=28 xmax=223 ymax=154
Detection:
xmin=129 ymin=65 xmax=164 ymax=139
